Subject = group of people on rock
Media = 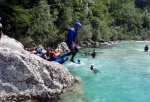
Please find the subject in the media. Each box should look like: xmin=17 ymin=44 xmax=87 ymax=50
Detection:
xmin=25 ymin=47 xmax=61 ymax=61
xmin=1 ymin=16 xmax=99 ymax=73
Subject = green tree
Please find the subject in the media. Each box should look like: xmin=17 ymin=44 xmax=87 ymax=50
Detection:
xmin=141 ymin=10 xmax=150 ymax=29
xmin=0 ymin=0 xmax=32 ymax=40
xmin=28 ymin=0 xmax=57 ymax=45
xmin=90 ymin=0 xmax=111 ymax=41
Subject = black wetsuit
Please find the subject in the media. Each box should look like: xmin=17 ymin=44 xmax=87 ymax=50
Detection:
xmin=144 ymin=45 xmax=149 ymax=52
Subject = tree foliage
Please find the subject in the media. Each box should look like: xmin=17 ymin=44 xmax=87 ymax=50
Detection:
xmin=1 ymin=0 xmax=150 ymax=47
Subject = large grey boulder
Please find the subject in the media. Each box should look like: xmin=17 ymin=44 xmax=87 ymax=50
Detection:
xmin=87 ymin=39 xmax=94 ymax=44
xmin=0 ymin=42 xmax=74 ymax=101
xmin=94 ymin=41 xmax=100 ymax=47
xmin=0 ymin=35 xmax=24 ymax=49
xmin=55 ymin=42 xmax=70 ymax=52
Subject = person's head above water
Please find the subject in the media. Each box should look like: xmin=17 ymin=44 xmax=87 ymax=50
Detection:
xmin=90 ymin=64 xmax=94 ymax=70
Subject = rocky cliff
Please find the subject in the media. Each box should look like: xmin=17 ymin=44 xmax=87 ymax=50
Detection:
xmin=0 ymin=36 xmax=74 ymax=101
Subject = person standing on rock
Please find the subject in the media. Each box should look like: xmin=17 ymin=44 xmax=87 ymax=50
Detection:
xmin=65 ymin=22 xmax=82 ymax=63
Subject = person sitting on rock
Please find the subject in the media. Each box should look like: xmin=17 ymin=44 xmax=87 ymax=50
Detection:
xmin=35 ymin=48 xmax=45 ymax=59
xmin=49 ymin=48 xmax=56 ymax=61
xmin=45 ymin=48 xmax=51 ymax=61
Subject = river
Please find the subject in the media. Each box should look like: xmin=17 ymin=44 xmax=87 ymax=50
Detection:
xmin=60 ymin=41 xmax=150 ymax=102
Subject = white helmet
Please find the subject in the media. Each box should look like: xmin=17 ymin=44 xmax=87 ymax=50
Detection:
xmin=91 ymin=64 xmax=94 ymax=67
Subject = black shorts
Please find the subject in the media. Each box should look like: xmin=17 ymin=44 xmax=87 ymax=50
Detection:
xmin=67 ymin=44 xmax=78 ymax=53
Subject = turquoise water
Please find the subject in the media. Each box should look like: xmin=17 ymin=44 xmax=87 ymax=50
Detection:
xmin=60 ymin=41 xmax=150 ymax=102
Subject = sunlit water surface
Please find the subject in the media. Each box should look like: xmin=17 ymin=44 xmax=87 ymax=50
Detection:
xmin=59 ymin=41 xmax=150 ymax=102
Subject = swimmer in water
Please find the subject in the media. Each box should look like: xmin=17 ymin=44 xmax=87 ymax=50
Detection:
xmin=144 ymin=45 xmax=149 ymax=52
xmin=90 ymin=64 xmax=100 ymax=74
xmin=91 ymin=50 xmax=96 ymax=58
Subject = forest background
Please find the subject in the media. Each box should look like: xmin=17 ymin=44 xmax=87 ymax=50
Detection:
xmin=0 ymin=0 xmax=150 ymax=47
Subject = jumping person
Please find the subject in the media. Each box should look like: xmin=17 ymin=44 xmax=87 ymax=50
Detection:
xmin=65 ymin=22 xmax=82 ymax=63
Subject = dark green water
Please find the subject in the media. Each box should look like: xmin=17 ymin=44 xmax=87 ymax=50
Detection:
xmin=61 ymin=41 xmax=150 ymax=102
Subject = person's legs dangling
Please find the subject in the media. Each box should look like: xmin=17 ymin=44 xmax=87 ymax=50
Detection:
xmin=70 ymin=46 xmax=78 ymax=63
